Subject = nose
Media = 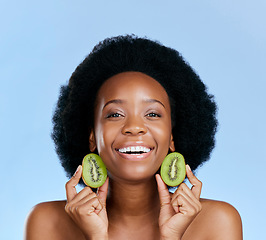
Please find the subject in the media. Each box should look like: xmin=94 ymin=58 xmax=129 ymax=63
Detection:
xmin=121 ymin=115 xmax=147 ymax=135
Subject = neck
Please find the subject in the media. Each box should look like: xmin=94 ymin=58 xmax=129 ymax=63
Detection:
xmin=106 ymin=176 xmax=160 ymax=226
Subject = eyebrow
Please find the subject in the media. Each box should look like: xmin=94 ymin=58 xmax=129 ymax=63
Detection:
xmin=143 ymin=99 xmax=165 ymax=108
xmin=103 ymin=98 xmax=165 ymax=109
xmin=103 ymin=99 xmax=125 ymax=109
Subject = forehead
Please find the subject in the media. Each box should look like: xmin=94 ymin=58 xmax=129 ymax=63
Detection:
xmin=96 ymin=71 xmax=170 ymax=106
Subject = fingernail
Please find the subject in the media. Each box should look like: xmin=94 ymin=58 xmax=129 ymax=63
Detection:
xmin=186 ymin=164 xmax=191 ymax=172
xmin=74 ymin=165 xmax=81 ymax=176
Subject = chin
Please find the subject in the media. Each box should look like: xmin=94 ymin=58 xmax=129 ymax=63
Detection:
xmin=108 ymin=170 xmax=157 ymax=184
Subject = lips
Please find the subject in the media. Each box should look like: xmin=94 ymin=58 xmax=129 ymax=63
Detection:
xmin=117 ymin=146 xmax=151 ymax=154
xmin=115 ymin=145 xmax=154 ymax=160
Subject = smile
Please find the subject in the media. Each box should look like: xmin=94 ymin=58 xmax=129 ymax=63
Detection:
xmin=117 ymin=146 xmax=151 ymax=154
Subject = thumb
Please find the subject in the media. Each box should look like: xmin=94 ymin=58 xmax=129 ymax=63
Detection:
xmin=156 ymin=174 xmax=174 ymax=225
xmin=155 ymin=174 xmax=171 ymax=207
xmin=66 ymin=165 xmax=82 ymax=202
xmin=97 ymin=177 xmax=109 ymax=207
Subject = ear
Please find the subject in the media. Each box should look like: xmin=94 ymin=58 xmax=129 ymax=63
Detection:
xmin=169 ymin=134 xmax=175 ymax=152
xmin=89 ymin=129 xmax=97 ymax=152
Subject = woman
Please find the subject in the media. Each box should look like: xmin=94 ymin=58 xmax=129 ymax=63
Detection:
xmin=25 ymin=35 xmax=242 ymax=239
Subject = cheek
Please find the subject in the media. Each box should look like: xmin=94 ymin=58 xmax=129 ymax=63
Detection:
xmin=152 ymin=120 xmax=172 ymax=144
xmin=151 ymin=121 xmax=173 ymax=160
xmin=95 ymin=123 xmax=118 ymax=154
xmin=150 ymin=125 xmax=171 ymax=172
xmin=94 ymin=122 xmax=105 ymax=154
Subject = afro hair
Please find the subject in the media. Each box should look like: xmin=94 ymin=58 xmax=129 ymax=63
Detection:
xmin=52 ymin=35 xmax=218 ymax=180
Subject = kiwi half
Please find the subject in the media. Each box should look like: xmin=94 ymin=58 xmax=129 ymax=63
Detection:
xmin=160 ymin=152 xmax=186 ymax=187
xmin=82 ymin=153 xmax=107 ymax=188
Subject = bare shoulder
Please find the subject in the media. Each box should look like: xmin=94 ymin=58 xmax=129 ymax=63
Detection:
xmin=200 ymin=198 xmax=241 ymax=218
xmin=184 ymin=199 xmax=243 ymax=240
xmin=24 ymin=201 xmax=85 ymax=240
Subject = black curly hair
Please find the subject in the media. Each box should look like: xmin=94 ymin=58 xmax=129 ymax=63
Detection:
xmin=52 ymin=35 xmax=218 ymax=181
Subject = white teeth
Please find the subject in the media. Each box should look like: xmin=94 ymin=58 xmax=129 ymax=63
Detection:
xmin=118 ymin=146 xmax=151 ymax=153
xmin=143 ymin=147 xmax=151 ymax=152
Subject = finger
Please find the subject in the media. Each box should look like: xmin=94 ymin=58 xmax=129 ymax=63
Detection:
xmin=65 ymin=192 xmax=97 ymax=216
xmin=66 ymin=165 xmax=82 ymax=202
xmin=171 ymin=185 xmax=194 ymax=204
xmin=70 ymin=187 xmax=95 ymax=205
xmin=186 ymin=165 xmax=202 ymax=199
xmin=173 ymin=193 xmax=200 ymax=216
xmin=156 ymin=174 xmax=175 ymax=224
xmin=77 ymin=197 xmax=103 ymax=216
xmin=172 ymin=183 xmax=200 ymax=207
xmin=155 ymin=174 xmax=171 ymax=206
xmin=171 ymin=188 xmax=201 ymax=215
xmin=172 ymin=194 xmax=190 ymax=213
xmin=97 ymin=177 xmax=109 ymax=207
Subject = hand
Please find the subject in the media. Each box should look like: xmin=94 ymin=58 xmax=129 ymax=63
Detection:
xmin=65 ymin=165 xmax=109 ymax=240
xmin=156 ymin=165 xmax=202 ymax=240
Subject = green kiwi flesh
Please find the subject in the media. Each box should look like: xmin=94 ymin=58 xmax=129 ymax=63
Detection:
xmin=160 ymin=152 xmax=186 ymax=187
xmin=82 ymin=153 xmax=107 ymax=188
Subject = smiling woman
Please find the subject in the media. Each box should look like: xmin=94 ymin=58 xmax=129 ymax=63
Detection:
xmin=91 ymin=72 xmax=173 ymax=183
xmin=24 ymin=35 xmax=243 ymax=240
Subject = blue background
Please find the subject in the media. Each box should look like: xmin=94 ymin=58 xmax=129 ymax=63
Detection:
xmin=1 ymin=1 xmax=265 ymax=239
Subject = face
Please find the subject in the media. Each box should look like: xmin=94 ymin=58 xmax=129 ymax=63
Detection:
xmin=90 ymin=72 xmax=175 ymax=183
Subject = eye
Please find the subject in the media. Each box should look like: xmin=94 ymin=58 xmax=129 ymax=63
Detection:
xmin=146 ymin=112 xmax=161 ymax=118
xmin=106 ymin=112 xmax=123 ymax=118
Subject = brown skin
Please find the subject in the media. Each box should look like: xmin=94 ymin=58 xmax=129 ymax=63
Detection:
xmin=24 ymin=72 xmax=243 ymax=240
